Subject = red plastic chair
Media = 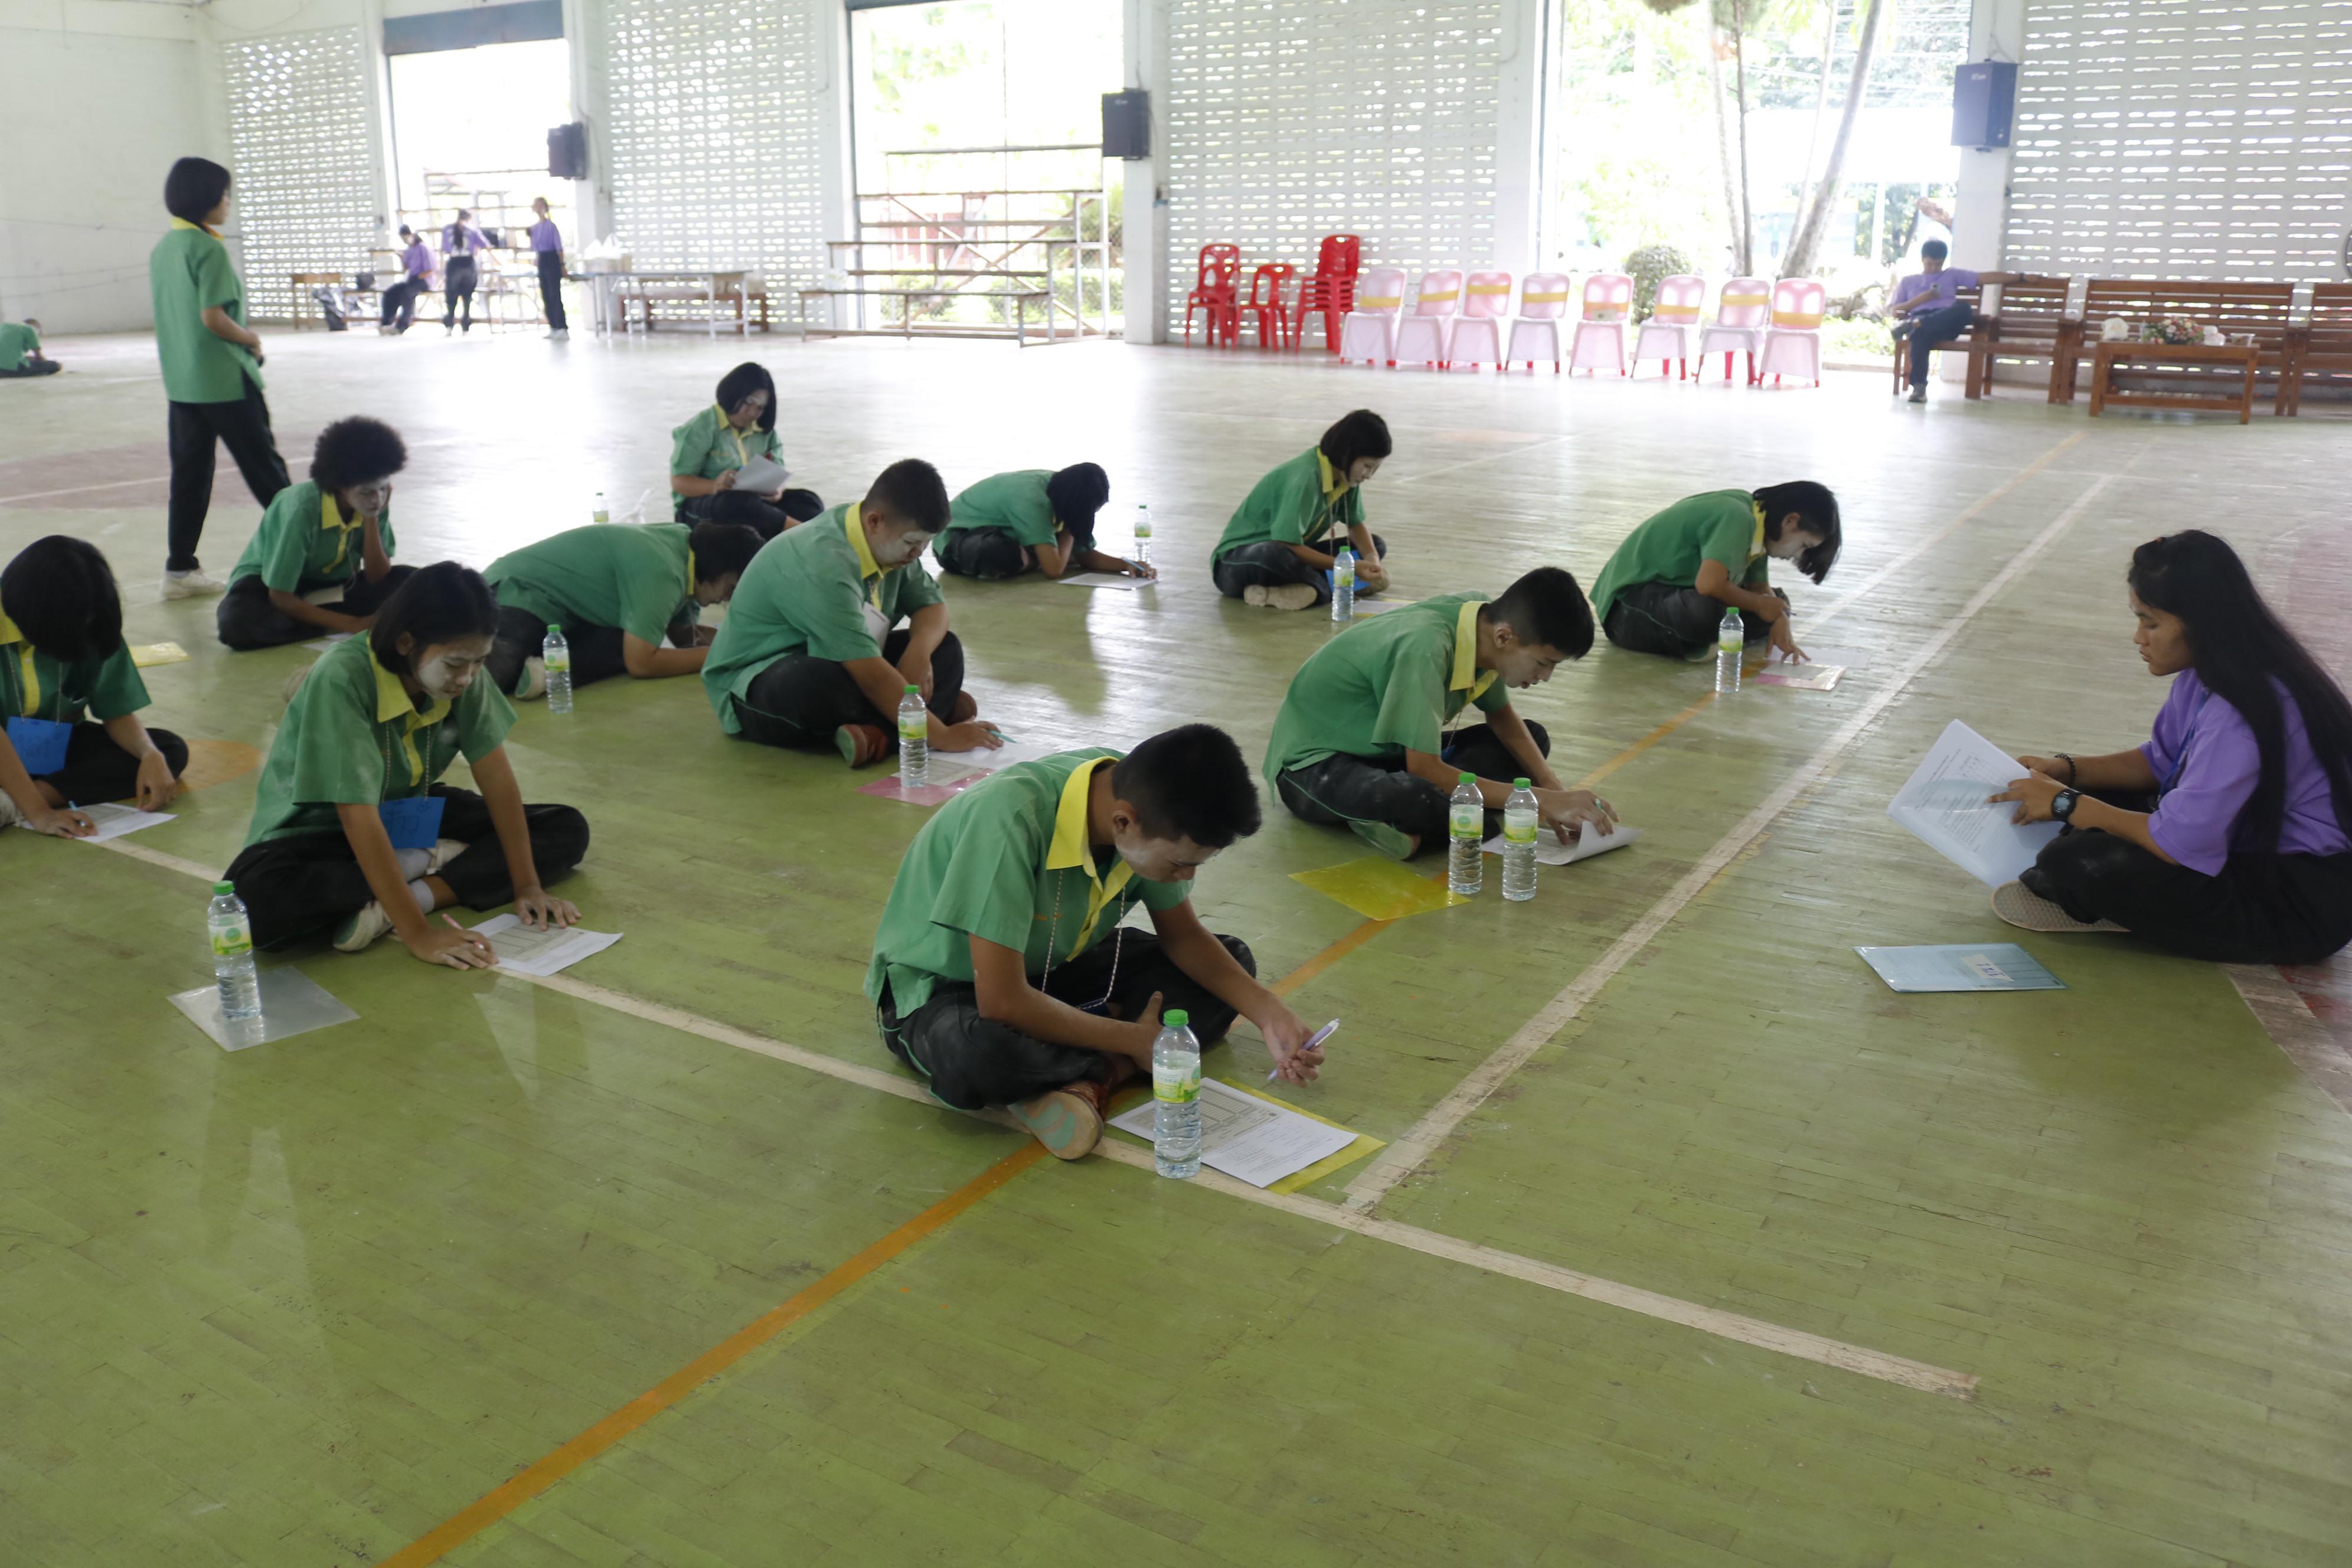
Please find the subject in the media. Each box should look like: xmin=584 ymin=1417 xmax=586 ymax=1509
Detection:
xmin=1184 ymin=244 xmax=1243 ymax=346
xmin=1243 ymin=263 xmax=1295 ymax=349
xmin=1293 ymin=234 xmax=1362 ymax=352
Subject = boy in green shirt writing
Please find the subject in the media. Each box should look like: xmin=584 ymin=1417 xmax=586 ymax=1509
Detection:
xmin=867 ymin=724 xmax=1324 ymax=1159
xmin=935 ymin=463 xmax=1150 ymax=582
xmin=1588 ymin=481 xmax=1842 ymax=661
xmin=482 ymin=521 xmax=763 ymax=697
xmin=1211 ymin=409 xmax=1394 ymax=610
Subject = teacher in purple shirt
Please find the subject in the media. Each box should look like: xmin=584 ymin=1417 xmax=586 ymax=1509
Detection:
xmin=377 ymin=225 xmax=433 ymax=335
xmin=527 ymin=196 xmax=567 ymax=339
xmin=1990 ymin=531 xmax=2352 ymax=963
xmin=1888 ymin=240 xmax=1978 ymax=404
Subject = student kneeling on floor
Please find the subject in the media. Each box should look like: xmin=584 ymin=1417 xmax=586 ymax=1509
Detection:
xmin=1211 ymin=409 xmax=1394 ymax=610
xmin=701 ymin=458 xmax=1002 ymax=766
xmin=482 ymin=520 xmax=763 ymax=698
xmin=1266 ymin=569 xmax=1615 ymax=859
xmin=935 ymin=463 xmax=1151 ymax=582
xmin=217 ymin=416 xmax=416 ymax=651
xmin=0 ymin=537 xmax=187 ymax=835
xmin=1589 ymin=481 xmax=1841 ymax=662
xmin=867 ymin=724 xmax=1325 ymax=1160
xmin=222 ymin=562 xmax=588 ymax=966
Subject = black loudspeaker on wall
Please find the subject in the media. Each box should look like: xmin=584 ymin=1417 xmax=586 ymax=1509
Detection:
xmin=1951 ymin=61 xmax=2017 ymax=149
xmin=548 ymin=122 xmax=589 ymax=180
xmin=1102 ymin=90 xmax=1149 ymax=159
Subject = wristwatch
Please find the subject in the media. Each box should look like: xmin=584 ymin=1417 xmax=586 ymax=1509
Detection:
xmin=2050 ymin=788 xmax=2080 ymax=823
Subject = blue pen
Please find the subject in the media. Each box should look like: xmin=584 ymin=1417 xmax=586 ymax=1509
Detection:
xmin=1268 ymin=1018 xmax=1341 ymax=1080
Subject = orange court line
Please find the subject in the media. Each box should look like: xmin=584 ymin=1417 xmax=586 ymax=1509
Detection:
xmin=380 ymin=1141 xmax=1048 ymax=1568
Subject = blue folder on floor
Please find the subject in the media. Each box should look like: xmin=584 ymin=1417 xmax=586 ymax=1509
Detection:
xmin=1856 ymin=943 xmax=2065 ymax=993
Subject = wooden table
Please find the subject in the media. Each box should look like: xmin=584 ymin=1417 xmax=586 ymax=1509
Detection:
xmin=2088 ymin=341 xmax=2262 ymax=423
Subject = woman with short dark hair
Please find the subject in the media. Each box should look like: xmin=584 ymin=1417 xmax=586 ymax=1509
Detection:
xmin=1589 ymin=480 xmax=1842 ymax=662
xmin=1211 ymin=409 xmax=1394 ymax=610
xmin=669 ymin=362 xmax=823 ymax=537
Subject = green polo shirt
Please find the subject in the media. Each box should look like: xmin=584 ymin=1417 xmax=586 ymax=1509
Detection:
xmin=227 ymin=481 xmax=397 ymax=595
xmin=1212 ymin=447 xmax=1364 ymax=565
xmin=702 ymin=505 xmax=946 ymax=734
xmin=0 ymin=322 xmax=38 ymax=371
xmin=150 ymin=220 xmax=262 ymax=403
xmin=1589 ymin=489 xmax=1769 ymax=621
xmin=945 ymin=470 xmax=1059 ymax=548
xmin=0 ymin=611 xmax=149 ymax=726
xmin=486 ymin=523 xmax=699 ymax=645
xmin=242 ymin=634 xmax=515 ymax=845
xmin=1265 ymin=593 xmax=1513 ymax=779
xmin=670 ymin=404 xmax=783 ymax=515
xmin=864 ymin=749 xmax=1193 ymax=1017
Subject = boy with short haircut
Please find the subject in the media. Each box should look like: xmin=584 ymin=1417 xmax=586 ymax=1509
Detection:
xmin=868 ymin=724 xmax=1324 ymax=1159
xmin=1589 ymin=481 xmax=1842 ymax=662
xmin=1266 ymin=567 xmax=1615 ymax=858
xmin=701 ymin=458 xmax=1001 ymax=765
xmin=482 ymin=520 xmax=763 ymax=697
xmin=935 ymin=463 xmax=1151 ymax=582
xmin=0 ymin=318 xmax=58 ymax=377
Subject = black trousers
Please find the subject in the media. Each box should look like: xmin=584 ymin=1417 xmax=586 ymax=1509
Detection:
xmin=166 ymin=380 xmax=290 ymax=573
xmin=215 ymin=567 xmax=416 ymax=652
xmin=1213 ymin=533 xmax=1391 ymax=603
xmin=442 ymin=256 xmax=478 ymax=329
xmin=878 ymin=932 xmax=1253 ymax=1110
xmin=1602 ymin=582 xmax=1783 ymax=659
xmin=677 ymin=488 xmax=826 ymax=541
xmin=730 ymin=629 xmax=965 ymax=751
xmin=2021 ymin=793 xmax=2352 ymax=965
xmin=0 ymin=360 xmax=60 ymax=378
xmin=486 ymin=604 xmax=633 ymax=694
xmin=1275 ymin=720 xmax=1550 ymax=852
xmin=935 ymin=526 xmax=1036 ymax=581
xmin=378 ymin=279 xmax=426 ymax=329
xmin=1896 ymin=302 xmax=1975 ymax=388
xmin=220 ymin=785 xmax=590 ymax=950
xmin=23 ymin=722 xmax=188 ymax=803
xmin=535 ymin=251 xmax=567 ymax=331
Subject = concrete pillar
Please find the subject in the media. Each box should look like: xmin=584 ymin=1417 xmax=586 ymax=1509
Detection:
xmin=1121 ymin=0 xmax=1167 ymax=344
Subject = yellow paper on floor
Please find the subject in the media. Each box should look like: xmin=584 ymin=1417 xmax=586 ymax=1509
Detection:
xmin=1291 ymin=855 xmax=1465 ymax=920
xmin=129 ymin=642 xmax=190 ymax=668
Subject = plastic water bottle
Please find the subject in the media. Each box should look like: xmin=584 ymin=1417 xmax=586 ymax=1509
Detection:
xmin=1501 ymin=778 xmax=1540 ymax=902
xmin=1131 ymin=503 xmax=1152 ymax=568
xmin=544 ymin=624 xmax=573 ymax=713
xmin=1330 ymin=546 xmax=1355 ymax=622
xmin=1714 ymin=606 xmax=1743 ymax=695
xmin=209 ymin=881 xmax=260 ymax=1021
xmin=1152 ymin=1009 xmax=1202 ymax=1179
xmin=897 ymin=684 xmax=928 ymax=786
xmin=591 ymin=491 xmax=609 ymax=525
xmin=1448 ymin=772 xmax=1484 ymax=897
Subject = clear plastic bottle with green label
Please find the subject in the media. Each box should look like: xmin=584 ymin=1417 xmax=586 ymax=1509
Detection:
xmin=1153 ymin=1009 xmax=1201 ymax=1178
xmin=1448 ymin=772 xmax=1484 ymax=896
xmin=208 ymin=881 xmax=260 ymax=1021
xmin=1501 ymin=777 xmax=1540 ymax=901
xmin=897 ymin=685 xmax=928 ymax=786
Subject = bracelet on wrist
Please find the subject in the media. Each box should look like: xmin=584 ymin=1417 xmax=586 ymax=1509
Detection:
xmin=2057 ymin=752 xmax=2078 ymax=785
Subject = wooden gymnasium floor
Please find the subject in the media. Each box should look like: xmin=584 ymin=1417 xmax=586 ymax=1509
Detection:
xmin=3 ymin=325 xmax=2350 ymax=1568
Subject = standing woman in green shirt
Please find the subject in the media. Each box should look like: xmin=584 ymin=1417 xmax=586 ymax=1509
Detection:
xmin=669 ymin=363 xmax=823 ymax=540
xmin=220 ymin=562 xmax=590 ymax=963
xmin=1210 ymin=409 xmax=1394 ymax=610
xmin=215 ymin=417 xmax=415 ymax=650
xmin=149 ymin=157 xmax=291 ymax=600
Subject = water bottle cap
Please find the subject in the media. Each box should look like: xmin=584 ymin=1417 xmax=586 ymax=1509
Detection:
xmin=1514 ymin=778 xmax=1530 ymax=788
xmin=903 ymin=683 xmax=919 ymax=694
xmin=212 ymin=880 xmax=234 ymax=896
xmin=1164 ymin=1010 xmax=1188 ymax=1027
xmin=548 ymin=623 xmax=561 ymax=634
xmin=1458 ymin=772 xmax=1475 ymax=784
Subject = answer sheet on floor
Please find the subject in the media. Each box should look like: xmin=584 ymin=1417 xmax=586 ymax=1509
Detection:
xmin=1054 ymin=572 xmax=1151 ymax=590
xmin=926 ymin=738 xmax=1070 ymax=775
xmin=18 ymin=802 xmax=175 ymax=843
xmin=1481 ymin=822 xmax=1642 ymax=865
xmin=1887 ymin=719 xmax=2058 ymax=887
xmin=1108 ymin=1078 xmax=1358 ymax=1188
xmin=468 ymin=915 xmax=623 ymax=976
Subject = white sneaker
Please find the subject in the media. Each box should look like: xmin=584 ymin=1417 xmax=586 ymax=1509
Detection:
xmin=1907 ymin=387 xmax=1928 ymax=404
xmin=1243 ymin=583 xmax=1320 ymax=612
xmin=548 ymin=329 xmax=569 ymax=341
xmin=515 ymin=656 xmax=547 ymax=700
xmin=0 ymin=792 xmax=21 ymax=830
xmin=332 ymin=900 xmax=397 ymax=952
xmin=162 ymin=569 xmax=227 ymax=600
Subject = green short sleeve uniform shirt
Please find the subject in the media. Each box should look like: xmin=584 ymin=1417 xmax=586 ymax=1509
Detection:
xmin=1264 ymin=593 xmax=1511 ymax=778
xmin=864 ymin=749 xmax=1193 ymax=1017
xmin=945 ymin=470 xmax=1059 ymax=548
xmin=0 ymin=612 xmax=151 ymax=726
xmin=1588 ymin=489 xmax=1767 ymax=620
xmin=227 ymin=481 xmax=397 ymax=595
xmin=0 ymin=322 xmax=38 ymax=371
xmin=669 ymin=404 xmax=783 ymax=515
xmin=1212 ymin=447 xmax=1366 ymax=565
xmin=150 ymin=221 xmax=262 ymax=403
xmin=701 ymin=505 xmax=946 ymax=734
xmin=242 ymin=635 xmax=515 ymax=845
xmin=486 ymin=522 xmax=698 ymax=645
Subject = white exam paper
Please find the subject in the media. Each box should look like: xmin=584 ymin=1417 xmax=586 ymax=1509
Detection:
xmin=468 ymin=914 xmax=623 ymax=976
xmin=927 ymin=737 xmax=1068 ymax=776
xmin=1481 ymin=822 xmax=1642 ymax=866
xmin=1108 ymin=1078 xmax=1357 ymax=1188
xmin=731 ymin=454 xmax=791 ymax=494
xmin=1055 ymin=571 xmax=1149 ymax=590
xmin=1887 ymin=719 xmax=2058 ymax=887
xmin=19 ymin=802 xmax=175 ymax=842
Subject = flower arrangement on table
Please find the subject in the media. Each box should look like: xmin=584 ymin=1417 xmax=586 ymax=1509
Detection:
xmin=2138 ymin=314 xmax=2203 ymax=345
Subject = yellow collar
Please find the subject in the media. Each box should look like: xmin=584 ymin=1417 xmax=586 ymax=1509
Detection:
xmin=1316 ymin=449 xmax=1348 ymax=501
xmin=1452 ymin=600 xmax=1498 ymax=701
xmin=0 ymin=610 xmax=34 ymax=714
xmin=169 ymin=217 xmax=222 ymax=237
xmin=717 ymin=403 xmax=753 ymax=463
xmin=0 ymin=610 xmax=21 ymax=647
xmin=844 ymin=507 xmax=882 ymax=581
xmin=321 ymin=487 xmax=363 ymax=573
xmin=371 ymin=649 xmax=450 ymax=727
xmin=1750 ymin=501 xmax=1768 ymax=561
xmin=1043 ymin=755 xmax=1134 ymax=956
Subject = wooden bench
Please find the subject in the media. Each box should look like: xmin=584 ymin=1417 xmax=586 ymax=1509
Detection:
xmin=1889 ymin=282 xmax=1984 ymax=394
xmin=1889 ymin=273 xmax=2080 ymax=401
xmin=615 ymin=271 xmax=768 ymax=337
xmin=2064 ymin=279 xmax=2297 ymax=411
xmin=2278 ymin=282 xmax=2352 ymax=417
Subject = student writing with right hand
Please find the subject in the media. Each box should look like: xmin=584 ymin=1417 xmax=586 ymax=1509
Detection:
xmin=482 ymin=520 xmax=763 ymax=697
xmin=1588 ymin=481 xmax=1842 ymax=663
xmin=1211 ymin=410 xmax=1394 ymax=610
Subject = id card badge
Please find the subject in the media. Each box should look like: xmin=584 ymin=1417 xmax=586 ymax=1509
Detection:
xmin=5 ymin=715 xmax=73 ymax=776
xmin=377 ymin=795 xmax=446 ymax=850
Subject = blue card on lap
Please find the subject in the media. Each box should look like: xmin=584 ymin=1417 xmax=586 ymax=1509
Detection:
xmin=5 ymin=716 xmax=72 ymax=777
xmin=377 ymin=795 xmax=445 ymax=850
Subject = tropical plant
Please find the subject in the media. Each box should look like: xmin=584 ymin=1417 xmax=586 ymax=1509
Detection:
xmin=1623 ymin=243 xmax=1694 ymax=321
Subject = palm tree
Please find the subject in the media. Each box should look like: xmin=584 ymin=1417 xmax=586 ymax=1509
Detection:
xmin=1779 ymin=0 xmax=1891 ymax=278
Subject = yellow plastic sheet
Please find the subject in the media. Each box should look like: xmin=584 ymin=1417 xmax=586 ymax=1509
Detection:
xmin=129 ymin=642 xmax=190 ymax=668
xmin=1290 ymin=856 xmax=1466 ymax=921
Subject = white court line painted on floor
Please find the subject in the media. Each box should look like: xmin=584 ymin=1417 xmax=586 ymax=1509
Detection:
xmin=0 ymin=474 xmax=172 ymax=506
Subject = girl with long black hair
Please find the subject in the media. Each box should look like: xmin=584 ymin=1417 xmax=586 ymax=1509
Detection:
xmin=1991 ymin=530 xmax=2352 ymax=963
xmin=669 ymin=362 xmax=824 ymax=538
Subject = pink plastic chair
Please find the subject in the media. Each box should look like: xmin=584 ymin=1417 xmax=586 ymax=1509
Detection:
xmin=1697 ymin=277 xmax=1771 ymax=384
xmin=1758 ymin=277 xmax=1828 ymax=387
xmin=1393 ymin=269 xmax=1463 ymax=369
xmin=1505 ymin=273 xmax=1570 ymax=372
xmin=1632 ymin=275 xmax=1707 ymax=380
xmin=1448 ymin=271 xmax=1514 ymax=370
xmin=1569 ymin=273 xmax=1634 ymax=375
xmin=1337 ymin=266 xmax=1407 ymax=365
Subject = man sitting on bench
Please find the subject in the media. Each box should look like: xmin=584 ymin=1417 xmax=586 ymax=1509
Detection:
xmin=1889 ymin=240 xmax=1979 ymax=404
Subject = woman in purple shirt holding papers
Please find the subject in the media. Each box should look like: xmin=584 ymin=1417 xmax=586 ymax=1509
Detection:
xmin=527 ymin=196 xmax=567 ymax=339
xmin=1990 ymin=531 xmax=2352 ymax=963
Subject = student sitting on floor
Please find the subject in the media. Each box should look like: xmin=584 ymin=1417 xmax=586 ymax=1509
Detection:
xmin=703 ymin=458 xmax=1002 ymax=766
xmin=482 ymin=521 xmax=763 ymax=698
xmin=217 ymin=416 xmax=416 ymax=651
xmin=934 ymin=463 xmax=1151 ymax=582
xmin=868 ymin=723 xmax=1324 ymax=1159
xmin=1988 ymin=530 xmax=2352 ymax=963
xmin=1589 ymin=481 xmax=1841 ymax=662
xmin=221 ymin=562 xmax=589 ymax=964
xmin=1211 ymin=409 xmax=1394 ymax=610
xmin=669 ymin=362 xmax=824 ymax=540
xmin=0 ymin=537 xmax=187 ymax=835
xmin=0 ymin=316 xmax=58 ymax=377
xmin=1265 ymin=568 xmax=1615 ymax=860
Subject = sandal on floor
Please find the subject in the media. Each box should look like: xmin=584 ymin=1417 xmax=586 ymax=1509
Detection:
xmin=1991 ymin=881 xmax=2127 ymax=935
